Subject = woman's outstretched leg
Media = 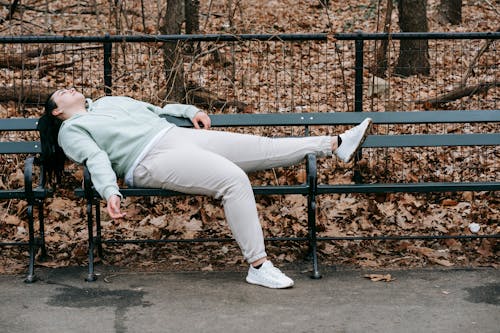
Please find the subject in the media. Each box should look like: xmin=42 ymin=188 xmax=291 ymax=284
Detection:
xmin=166 ymin=117 xmax=372 ymax=171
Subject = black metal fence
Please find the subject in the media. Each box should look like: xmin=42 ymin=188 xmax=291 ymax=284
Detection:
xmin=1 ymin=32 xmax=498 ymax=114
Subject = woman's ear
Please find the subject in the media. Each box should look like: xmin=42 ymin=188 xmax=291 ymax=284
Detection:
xmin=51 ymin=108 xmax=63 ymax=117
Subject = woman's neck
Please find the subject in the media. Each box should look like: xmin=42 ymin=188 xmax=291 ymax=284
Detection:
xmin=59 ymin=106 xmax=88 ymax=121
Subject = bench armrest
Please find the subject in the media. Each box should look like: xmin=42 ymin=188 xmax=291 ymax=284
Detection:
xmin=24 ymin=156 xmax=51 ymax=202
xmin=24 ymin=156 xmax=35 ymax=202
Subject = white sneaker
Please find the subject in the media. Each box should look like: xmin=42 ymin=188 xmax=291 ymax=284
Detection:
xmin=246 ymin=260 xmax=294 ymax=289
xmin=335 ymin=118 xmax=373 ymax=163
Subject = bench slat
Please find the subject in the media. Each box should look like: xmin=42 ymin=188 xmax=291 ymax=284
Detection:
xmin=0 ymin=118 xmax=39 ymax=131
xmin=75 ymin=184 xmax=311 ymax=198
xmin=252 ymin=185 xmax=310 ymax=195
xmin=0 ymin=111 xmax=497 ymax=132
xmin=0 ymin=188 xmax=48 ymax=199
xmin=77 ymin=182 xmax=499 ymax=198
xmin=363 ymin=133 xmax=500 ymax=147
xmin=0 ymin=141 xmax=41 ymax=154
xmin=317 ymin=182 xmax=500 ymax=194
xmin=163 ymin=110 xmax=500 ymax=127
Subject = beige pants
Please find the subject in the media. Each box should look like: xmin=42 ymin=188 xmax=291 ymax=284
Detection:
xmin=133 ymin=126 xmax=332 ymax=263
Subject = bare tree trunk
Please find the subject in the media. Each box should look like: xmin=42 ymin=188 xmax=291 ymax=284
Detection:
xmin=184 ymin=0 xmax=202 ymax=56
xmin=395 ymin=0 xmax=430 ymax=77
xmin=439 ymin=0 xmax=462 ymax=25
xmin=159 ymin=0 xmax=237 ymax=109
xmin=160 ymin=0 xmax=186 ymax=102
xmin=185 ymin=0 xmax=200 ymax=34
xmin=371 ymin=0 xmax=393 ymax=77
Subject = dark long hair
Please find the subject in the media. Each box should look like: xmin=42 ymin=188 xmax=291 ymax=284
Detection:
xmin=37 ymin=91 xmax=66 ymax=184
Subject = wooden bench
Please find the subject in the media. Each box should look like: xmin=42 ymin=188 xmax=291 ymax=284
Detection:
xmin=75 ymin=110 xmax=500 ymax=281
xmin=0 ymin=118 xmax=50 ymax=282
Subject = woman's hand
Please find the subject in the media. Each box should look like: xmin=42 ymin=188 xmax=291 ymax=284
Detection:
xmin=192 ymin=111 xmax=211 ymax=129
xmin=107 ymin=194 xmax=126 ymax=220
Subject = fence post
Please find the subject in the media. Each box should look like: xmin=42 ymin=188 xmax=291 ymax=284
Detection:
xmin=354 ymin=32 xmax=364 ymax=183
xmin=354 ymin=31 xmax=364 ymax=113
xmin=103 ymin=33 xmax=112 ymax=96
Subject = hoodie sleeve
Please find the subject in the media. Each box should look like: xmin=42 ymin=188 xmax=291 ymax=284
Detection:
xmin=58 ymin=124 xmax=121 ymax=201
xmin=134 ymin=99 xmax=201 ymax=120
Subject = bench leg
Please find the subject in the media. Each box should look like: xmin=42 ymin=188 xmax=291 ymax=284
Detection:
xmin=306 ymin=153 xmax=321 ymax=279
xmin=37 ymin=200 xmax=47 ymax=259
xmin=95 ymin=201 xmax=104 ymax=258
xmin=24 ymin=205 xmax=37 ymax=283
xmin=307 ymin=193 xmax=321 ymax=279
xmin=85 ymin=199 xmax=97 ymax=282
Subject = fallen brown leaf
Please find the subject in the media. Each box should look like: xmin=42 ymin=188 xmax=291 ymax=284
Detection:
xmin=429 ymin=258 xmax=454 ymax=267
xmin=364 ymin=274 xmax=395 ymax=282
xmin=4 ymin=215 xmax=21 ymax=226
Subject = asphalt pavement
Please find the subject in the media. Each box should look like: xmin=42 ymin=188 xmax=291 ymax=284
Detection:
xmin=0 ymin=265 xmax=498 ymax=333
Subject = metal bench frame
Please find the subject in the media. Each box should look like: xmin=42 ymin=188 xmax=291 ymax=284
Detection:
xmin=75 ymin=110 xmax=500 ymax=281
xmin=0 ymin=118 xmax=49 ymax=282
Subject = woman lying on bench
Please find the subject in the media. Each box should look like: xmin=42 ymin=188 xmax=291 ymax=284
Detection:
xmin=38 ymin=87 xmax=372 ymax=289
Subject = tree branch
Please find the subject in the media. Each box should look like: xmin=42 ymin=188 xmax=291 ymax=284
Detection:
xmin=0 ymin=84 xmax=54 ymax=103
xmin=417 ymin=81 xmax=500 ymax=108
xmin=0 ymin=0 xmax=19 ymax=24
xmin=461 ymin=27 xmax=500 ymax=86
xmin=0 ymin=45 xmax=101 ymax=69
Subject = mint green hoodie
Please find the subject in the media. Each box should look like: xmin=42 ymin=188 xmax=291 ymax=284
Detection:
xmin=58 ymin=96 xmax=199 ymax=200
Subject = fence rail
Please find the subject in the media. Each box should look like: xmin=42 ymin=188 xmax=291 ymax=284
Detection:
xmin=1 ymin=31 xmax=497 ymax=43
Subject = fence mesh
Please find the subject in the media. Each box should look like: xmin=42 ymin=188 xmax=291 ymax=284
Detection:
xmin=1 ymin=35 xmax=498 ymax=114
xmin=104 ymin=38 xmax=340 ymax=113
xmin=363 ymin=38 xmax=498 ymax=111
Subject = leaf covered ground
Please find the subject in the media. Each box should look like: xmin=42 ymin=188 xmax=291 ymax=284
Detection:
xmin=0 ymin=0 xmax=498 ymax=274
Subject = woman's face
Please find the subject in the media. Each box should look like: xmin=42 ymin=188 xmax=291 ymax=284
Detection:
xmin=51 ymin=88 xmax=86 ymax=112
